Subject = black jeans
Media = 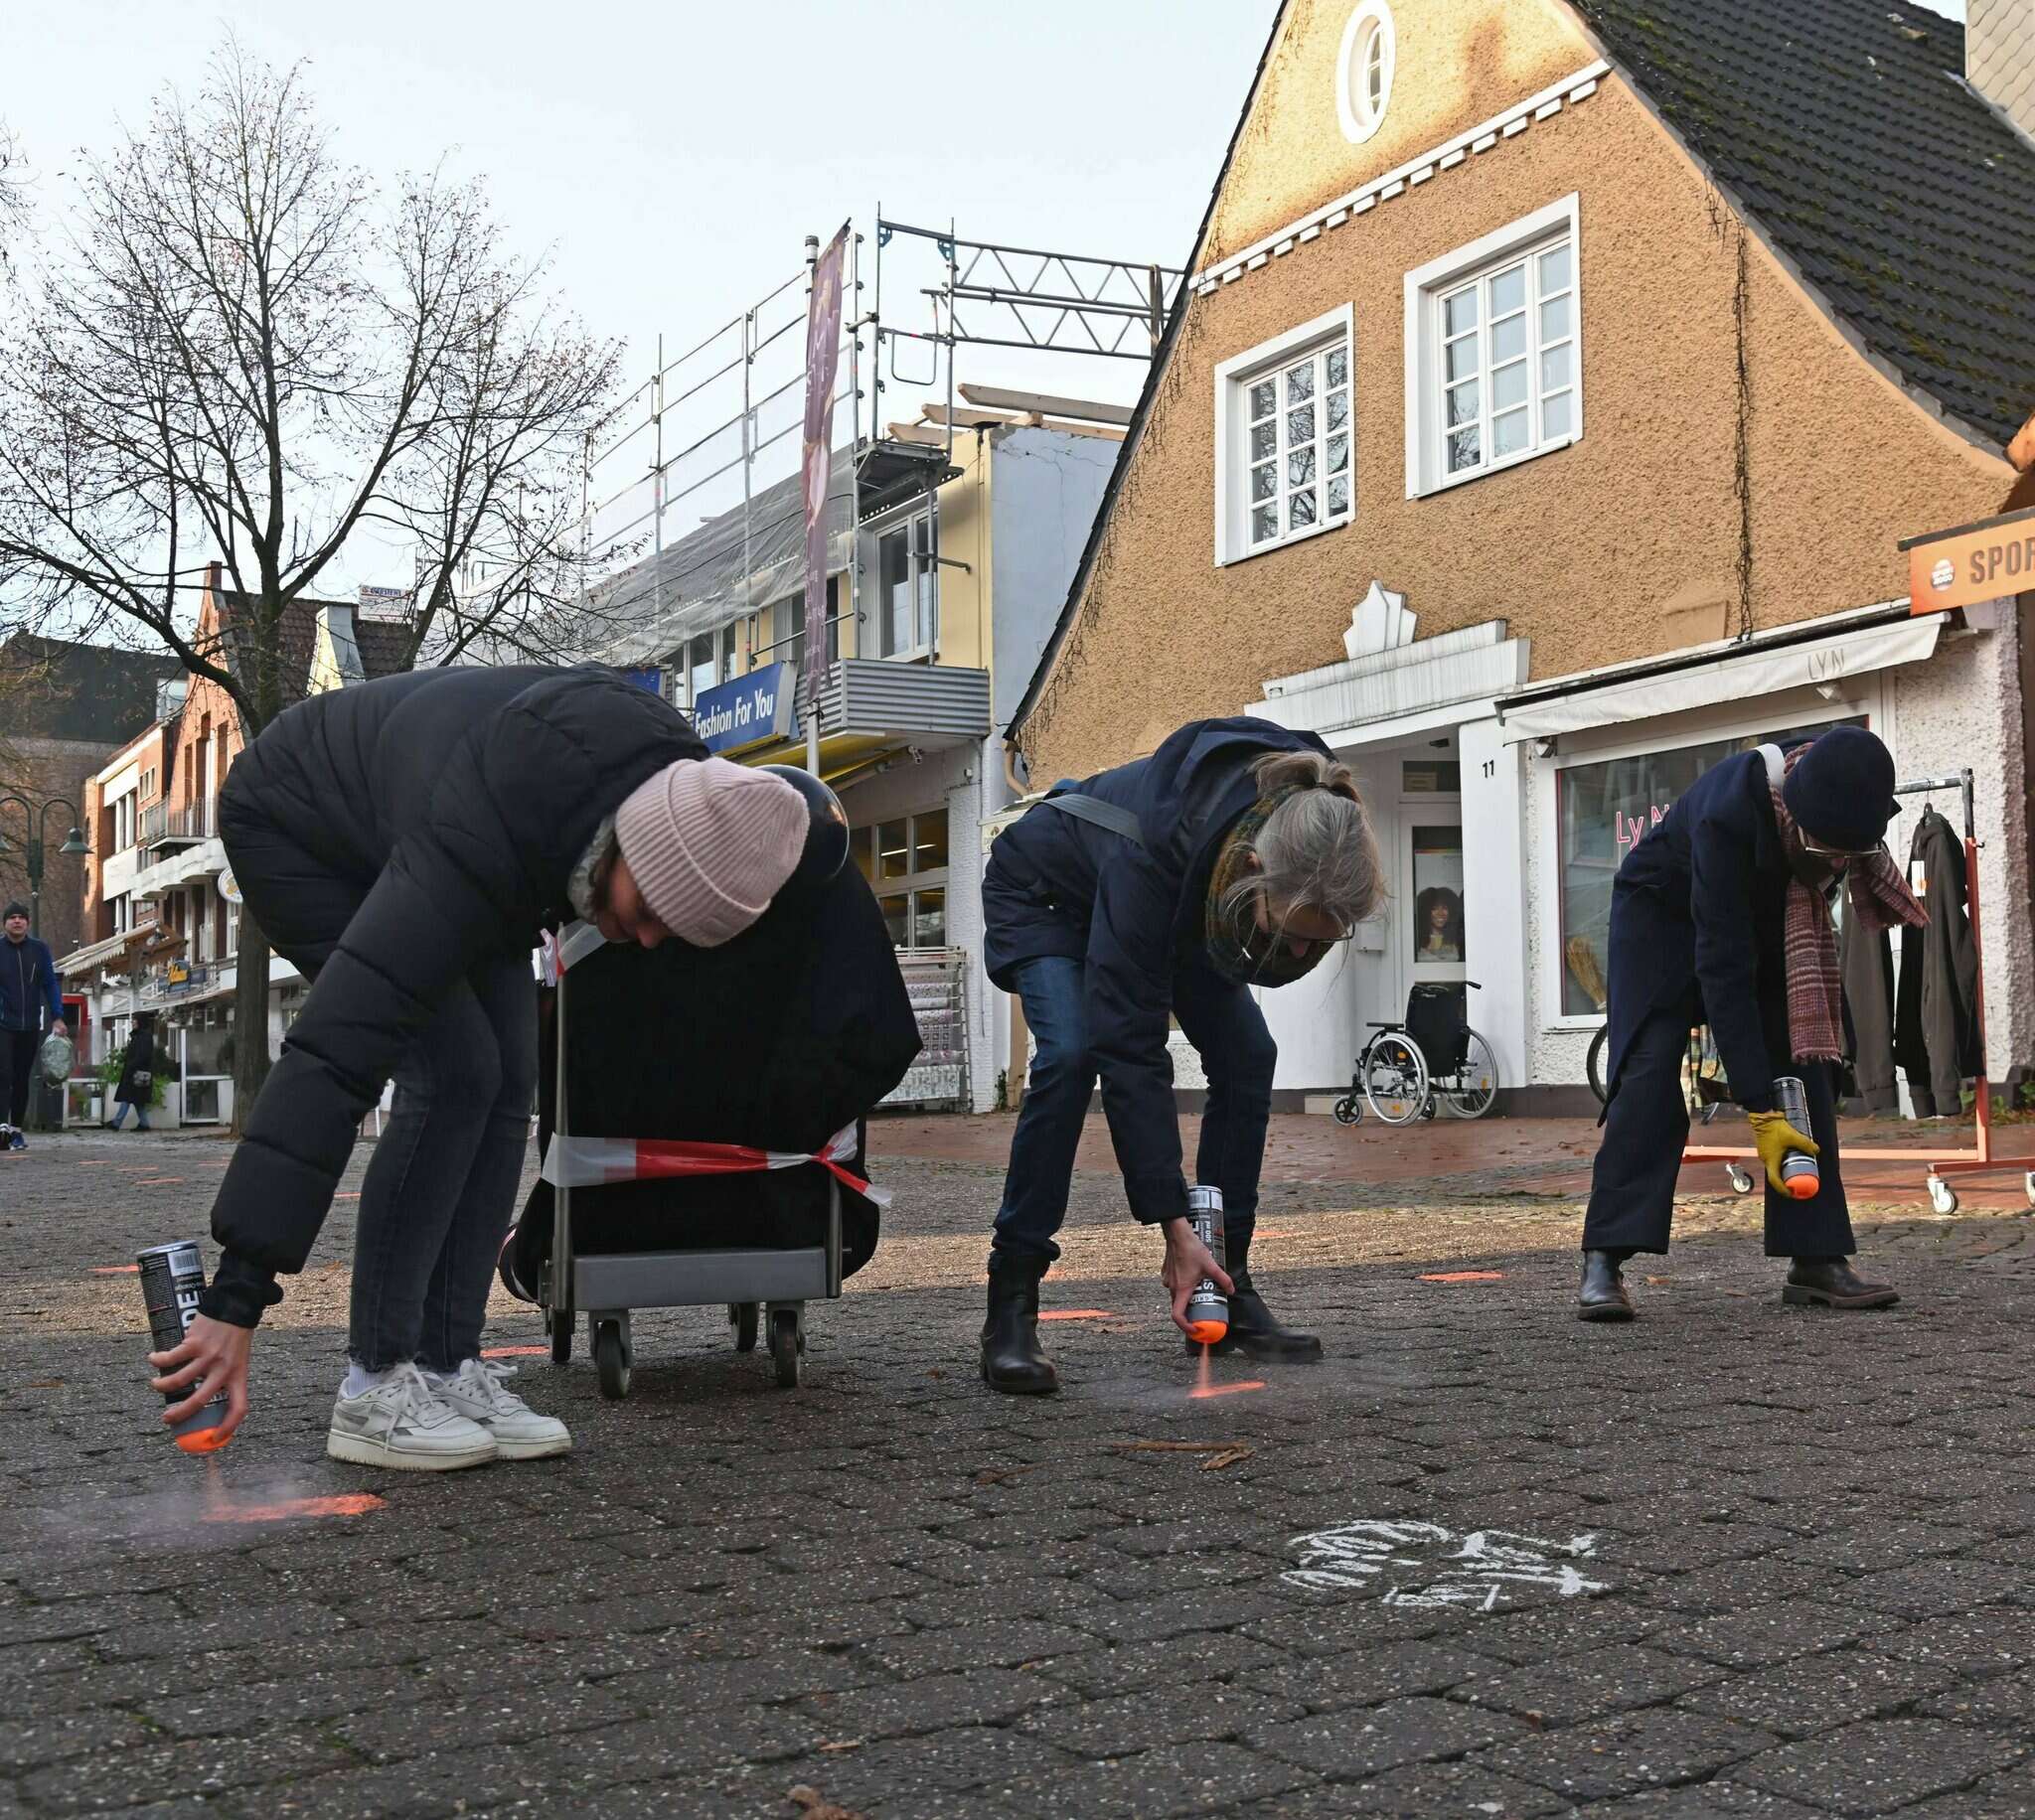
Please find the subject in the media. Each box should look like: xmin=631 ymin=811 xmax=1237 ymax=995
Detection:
xmin=991 ymin=957 xmax=1277 ymax=1269
xmin=222 ymin=802 xmax=537 ymax=1372
xmin=0 ymin=1027 xmax=38 ymax=1127
xmin=1584 ymin=989 xmax=1854 ymax=1258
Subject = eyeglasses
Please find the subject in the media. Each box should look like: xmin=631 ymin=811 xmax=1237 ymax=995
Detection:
xmin=1800 ymin=834 xmax=1884 ymax=862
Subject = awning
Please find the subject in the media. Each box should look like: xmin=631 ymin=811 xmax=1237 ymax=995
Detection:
xmin=58 ymin=926 xmax=156 ymax=978
xmin=1497 ymin=614 xmax=1943 ymax=744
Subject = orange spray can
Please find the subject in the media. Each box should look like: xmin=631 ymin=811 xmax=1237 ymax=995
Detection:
xmin=137 ymin=1241 xmax=231 ymax=1452
xmin=1183 ymin=1184 xmax=1229 ymax=1345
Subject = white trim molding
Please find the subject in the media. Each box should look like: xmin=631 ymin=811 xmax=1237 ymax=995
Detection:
xmin=1193 ymin=62 xmax=1610 ymax=298
xmin=1212 ymin=304 xmax=1356 ymax=567
xmin=1403 ymin=193 xmax=1582 ymax=500
xmin=1336 ymin=2 xmax=1398 ymax=146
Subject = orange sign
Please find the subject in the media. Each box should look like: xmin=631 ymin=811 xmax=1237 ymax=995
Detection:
xmin=1901 ymin=506 xmax=2035 ymax=615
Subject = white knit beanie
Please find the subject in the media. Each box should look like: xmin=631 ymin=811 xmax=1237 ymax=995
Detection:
xmin=613 ymin=758 xmax=808 ymax=947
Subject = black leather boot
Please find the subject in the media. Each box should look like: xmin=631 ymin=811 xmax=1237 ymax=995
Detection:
xmin=981 ymin=1251 xmax=1059 ymax=1395
xmin=1183 ymin=1229 xmax=1324 ymax=1362
xmin=1784 ymin=1257 xmax=1900 ymax=1309
xmin=1577 ymin=1250 xmax=1636 ymax=1321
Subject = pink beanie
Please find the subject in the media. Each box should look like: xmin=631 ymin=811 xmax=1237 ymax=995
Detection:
xmin=613 ymin=758 xmax=808 ymax=947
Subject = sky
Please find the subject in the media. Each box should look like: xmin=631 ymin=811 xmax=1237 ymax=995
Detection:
xmin=0 ymin=0 xmax=1971 ymax=597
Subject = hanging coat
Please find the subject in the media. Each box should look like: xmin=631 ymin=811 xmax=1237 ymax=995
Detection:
xmin=1894 ymin=806 xmax=1981 ymax=1115
xmin=508 ymin=858 xmax=921 ymax=1290
xmin=1837 ymin=903 xmax=1898 ymax=1114
xmin=113 ymin=1019 xmax=157 ymax=1108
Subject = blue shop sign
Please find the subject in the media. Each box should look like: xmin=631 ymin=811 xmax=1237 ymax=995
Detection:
xmin=692 ymin=663 xmax=798 ymax=754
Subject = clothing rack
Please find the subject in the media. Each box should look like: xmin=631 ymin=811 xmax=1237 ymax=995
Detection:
xmin=1682 ymin=767 xmax=2031 ymax=1215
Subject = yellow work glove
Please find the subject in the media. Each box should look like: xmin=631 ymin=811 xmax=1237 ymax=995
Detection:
xmin=1747 ymin=1109 xmax=1820 ymax=1195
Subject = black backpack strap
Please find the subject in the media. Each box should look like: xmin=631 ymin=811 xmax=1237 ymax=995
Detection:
xmin=1039 ymin=792 xmax=1145 ymax=847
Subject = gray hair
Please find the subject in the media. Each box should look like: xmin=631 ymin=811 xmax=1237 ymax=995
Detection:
xmin=1218 ymin=749 xmax=1386 ymax=935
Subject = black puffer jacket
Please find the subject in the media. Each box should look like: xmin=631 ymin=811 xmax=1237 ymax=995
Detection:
xmin=202 ymin=666 xmax=704 ymax=1325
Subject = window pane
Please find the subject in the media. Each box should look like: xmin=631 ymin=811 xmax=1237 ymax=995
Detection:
xmin=1491 ymin=313 xmax=1527 ymax=364
xmin=852 ymin=829 xmax=874 ymax=884
xmin=1443 ymin=288 xmax=1479 ymax=336
xmin=1540 ymin=293 xmax=1572 ymax=342
xmin=1251 ymin=420 xmax=1276 ymax=461
xmin=878 ymin=894 xmax=908 ymax=949
xmin=1284 ymin=360 xmax=1314 ymax=402
xmin=1288 ymin=445 xmax=1317 ymax=487
xmin=1492 ymin=407 xmax=1530 ymax=456
xmin=1401 ymin=760 xmax=1463 ymax=793
xmin=1543 ymin=390 xmax=1574 ymax=440
xmin=1326 ymin=388 xmax=1349 ymax=432
xmin=1538 ymin=242 xmax=1572 ymax=294
xmin=1327 ymin=432 xmax=1349 ymax=474
xmin=877 ymin=819 xmax=909 ymax=881
xmin=1444 ymin=336 xmax=1480 ymax=382
xmin=913 ymin=809 xmax=949 ymax=871
xmin=1326 ymin=346 xmax=1348 ymax=388
xmin=1251 ymin=461 xmax=1277 ymax=502
xmin=912 ymin=887 xmax=947 ymax=950
xmin=1446 ymin=380 xmax=1480 ymax=427
xmin=1251 ymin=504 xmax=1279 ymax=543
xmin=1290 ymin=488 xmax=1318 ymax=529
xmin=1249 ymin=379 xmax=1276 ymax=420
xmin=1493 ymin=361 xmax=1529 ymax=411
xmin=1286 ymin=403 xmax=1315 ymax=444
xmin=879 ymin=530 xmax=910 ymax=657
xmin=1540 ymin=344 xmax=1572 ymax=392
xmin=1448 ymin=427 xmax=1481 ymax=472
xmin=1328 ymin=473 xmax=1352 ymax=516
xmin=1489 ymin=263 xmax=1526 ymax=316
xmin=1411 ymin=828 xmax=1466 ymax=967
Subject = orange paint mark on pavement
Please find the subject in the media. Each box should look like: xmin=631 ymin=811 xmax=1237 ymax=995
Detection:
xmin=90 ymin=1265 xmax=140 ymax=1275
xmin=480 ymin=1345 xmax=549 ymax=1358
xmin=1189 ymin=1379 xmax=1268 ymax=1400
xmin=334 ymin=1192 xmax=360 ymax=1201
xmin=203 ymin=1492 xmax=387 ymax=1524
xmin=1037 ymin=1309 xmax=1115 ymax=1321
xmin=1419 ymin=1271 xmax=1505 ymax=1283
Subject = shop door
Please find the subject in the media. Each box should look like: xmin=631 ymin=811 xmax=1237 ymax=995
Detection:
xmin=1403 ymin=820 xmax=1468 ymax=1002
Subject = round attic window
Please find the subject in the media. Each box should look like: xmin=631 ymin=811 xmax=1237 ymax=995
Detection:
xmin=1336 ymin=2 xmax=1396 ymax=145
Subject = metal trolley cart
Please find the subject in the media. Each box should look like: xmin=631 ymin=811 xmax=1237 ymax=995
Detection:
xmin=538 ymin=923 xmax=845 ymax=1400
xmin=1684 ymin=767 xmax=2031 ymax=1215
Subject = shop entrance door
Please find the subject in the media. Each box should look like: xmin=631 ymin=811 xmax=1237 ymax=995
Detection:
xmin=1403 ymin=819 xmax=1467 ymax=1004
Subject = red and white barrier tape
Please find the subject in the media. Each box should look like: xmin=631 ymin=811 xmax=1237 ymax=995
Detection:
xmin=540 ymin=1122 xmax=885 ymax=1205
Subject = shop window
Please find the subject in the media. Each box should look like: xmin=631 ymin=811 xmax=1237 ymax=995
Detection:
xmin=1411 ymin=827 xmax=1466 ymax=967
xmin=1555 ymin=716 xmax=1861 ymax=1017
xmin=857 ymin=806 xmax=950 ymax=951
xmin=1214 ymin=306 xmax=1354 ymax=566
xmin=686 ymin=635 xmax=715 ymax=706
xmin=765 ymin=579 xmax=841 ymax=676
xmin=1335 ymin=2 xmax=1396 ymax=144
xmin=876 ymin=514 xmax=936 ymax=659
xmin=1405 ymin=196 xmax=1580 ymax=498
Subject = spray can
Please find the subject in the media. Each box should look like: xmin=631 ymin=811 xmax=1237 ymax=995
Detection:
xmin=1182 ymin=1184 xmax=1228 ymax=1346
xmin=1771 ymin=1077 xmax=1820 ymax=1200
xmin=136 ymin=1241 xmax=231 ymax=1453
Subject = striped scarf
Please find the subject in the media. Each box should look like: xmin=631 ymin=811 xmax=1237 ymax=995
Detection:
xmin=1768 ymin=745 xmax=1926 ymax=1063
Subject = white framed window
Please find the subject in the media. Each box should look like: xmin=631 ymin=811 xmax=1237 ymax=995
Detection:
xmin=1336 ymin=2 xmax=1396 ymax=144
xmin=1213 ymin=305 xmax=1355 ymax=566
xmin=873 ymin=512 xmax=937 ymax=660
xmin=1404 ymin=194 xmax=1581 ymax=499
xmin=851 ymin=807 xmax=950 ymax=950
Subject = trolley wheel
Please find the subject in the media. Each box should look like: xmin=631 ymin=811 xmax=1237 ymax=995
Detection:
xmin=548 ymin=1303 xmax=572 ymax=1365
xmin=1726 ymin=1163 xmax=1757 ymax=1196
xmin=594 ymin=1316 xmax=632 ymax=1400
xmin=1928 ymin=1176 xmax=1959 ymax=1217
xmin=769 ymin=1308 xmax=801 ymax=1390
xmin=729 ymin=1302 xmax=759 ymax=1353
xmin=2024 ymin=1171 xmax=2035 ymax=1211
xmin=1331 ymin=1094 xmax=1362 ymax=1128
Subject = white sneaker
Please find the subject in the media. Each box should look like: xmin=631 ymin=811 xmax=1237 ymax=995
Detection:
xmin=429 ymin=1358 xmax=572 ymax=1460
xmin=326 ymin=1363 xmax=499 ymax=1471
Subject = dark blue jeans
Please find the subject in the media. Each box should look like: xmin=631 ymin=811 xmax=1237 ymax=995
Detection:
xmin=991 ymin=957 xmax=1277 ymax=1270
xmin=350 ymin=953 xmax=537 ymax=1371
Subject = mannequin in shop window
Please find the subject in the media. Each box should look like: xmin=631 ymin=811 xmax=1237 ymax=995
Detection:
xmin=1580 ymin=726 xmax=1926 ymax=1320
xmin=1415 ymin=886 xmax=1464 ymax=964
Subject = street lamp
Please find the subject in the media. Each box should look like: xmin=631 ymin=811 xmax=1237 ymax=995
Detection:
xmin=0 ymin=792 xmax=90 ymax=1131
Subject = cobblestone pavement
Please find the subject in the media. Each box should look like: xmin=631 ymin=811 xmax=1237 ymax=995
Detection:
xmin=2 ymin=1120 xmax=2032 ymax=1818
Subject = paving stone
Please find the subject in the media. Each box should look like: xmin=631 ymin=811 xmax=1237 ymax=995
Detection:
xmin=1732 ymin=1717 xmax=2031 ymax=1814
xmin=330 ymin=1679 xmax=637 ymax=1764
xmin=19 ymin=1725 xmax=357 ymax=1812
xmin=1658 ymin=1599 xmax=1883 ymax=1669
xmin=1019 ymin=1685 xmax=1305 ymax=1758
xmin=1454 ymin=1642 xmax=1727 ymax=1723
xmin=1842 ymin=1558 xmax=2021 ymax=1619
xmin=1238 ymin=1638 xmax=1498 ymax=1712
xmin=1247 ymin=1696 xmax=1526 ymax=1779
xmin=796 ymin=1666 xmax=1062 ymax=1740
xmin=1029 ymin=1634 xmax=1292 ymax=1700
xmin=996 ymin=1740 xmax=1318 ymax=1817
xmin=1331 ymin=1757 xmax=1579 ymax=1817
xmin=1474 ymin=1710 xmax=1780 ymax=1803
xmin=1675 ymin=1644 xmax=1961 ymax=1738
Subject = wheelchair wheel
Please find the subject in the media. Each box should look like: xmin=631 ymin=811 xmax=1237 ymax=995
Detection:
xmin=594 ymin=1315 xmax=632 ymax=1400
xmin=1586 ymin=1023 xmax=1610 ymax=1107
xmin=1438 ymin=1031 xmax=1498 ymax=1120
xmin=1361 ymin=1034 xmax=1429 ymax=1127
xmin=769 ymin=1308 xmax=802 ymax=1390
xmin=729 ymin=1302 xmax=759 ymax=1353
xmin=1331 ymin=1093 xmax=1362 ymax=1128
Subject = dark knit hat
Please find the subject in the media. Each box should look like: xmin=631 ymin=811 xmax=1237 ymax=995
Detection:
xmin=1782 ymin=726 xmax=1900 ymax=852
xmin=2 ymin=902 xmax=27 ymax=921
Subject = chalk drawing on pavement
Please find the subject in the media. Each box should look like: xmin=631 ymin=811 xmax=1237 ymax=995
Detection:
xmin=1283 ymin=1519 xmax=1607 ymax=1610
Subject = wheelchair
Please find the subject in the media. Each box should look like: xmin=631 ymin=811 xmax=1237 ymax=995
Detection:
xmin=1333 ymin=981 xmax=1497 ymax=1127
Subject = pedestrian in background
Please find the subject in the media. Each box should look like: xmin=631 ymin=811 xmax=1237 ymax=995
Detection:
xmin=1 ymin=901 xmax=66 ymax=1153
xmin=105 ymin=1009 xmax=158 ymax=1133
xmin=979 ymin=717 xmax=1385 ymax=1394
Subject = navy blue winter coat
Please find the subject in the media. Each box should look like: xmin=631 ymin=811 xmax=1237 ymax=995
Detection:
xmin=983 ymin=716 xmax=1331 ymax=1224
xmin=1605 ymin=749 xmax=1794 ymax=1114
xmin=0 ymin=934 xmax=61 ymax=1033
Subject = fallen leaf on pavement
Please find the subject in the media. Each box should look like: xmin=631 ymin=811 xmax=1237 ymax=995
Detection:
xmin=789 ymin=1786 xmax=864 ymax=1820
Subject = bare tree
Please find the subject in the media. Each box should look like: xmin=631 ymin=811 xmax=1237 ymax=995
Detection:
xmin=0 ymin=44 xmax=625 ymax=1129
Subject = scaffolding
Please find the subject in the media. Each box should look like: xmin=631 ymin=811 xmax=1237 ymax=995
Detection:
xmin=570 ymin=216 xmax=1185 ymax=684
